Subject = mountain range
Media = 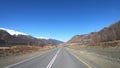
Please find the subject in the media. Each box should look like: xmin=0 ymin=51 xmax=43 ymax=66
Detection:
xmin=0 ymin=28 xmax=63 ymax=47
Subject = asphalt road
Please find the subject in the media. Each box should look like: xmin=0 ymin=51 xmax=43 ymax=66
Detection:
xmin=5 ymin=47 xmax=91 ymax=68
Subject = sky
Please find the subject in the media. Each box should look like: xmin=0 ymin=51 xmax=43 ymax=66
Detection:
xmin=0 ymin=0 xmax=120 ymax=42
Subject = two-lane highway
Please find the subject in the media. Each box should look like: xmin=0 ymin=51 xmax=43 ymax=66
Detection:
xmin=5 ymin=47 xmax=92 ymax=68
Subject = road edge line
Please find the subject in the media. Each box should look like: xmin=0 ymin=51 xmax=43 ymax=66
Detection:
xmin=67 ymin=49 xmax=92 ymax=68
xmin=5 ymin=50 xmax=50 ymax=68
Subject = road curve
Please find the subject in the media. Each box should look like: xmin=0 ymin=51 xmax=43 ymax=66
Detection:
xmin=5 ymin=47 xmax=91 ymax=68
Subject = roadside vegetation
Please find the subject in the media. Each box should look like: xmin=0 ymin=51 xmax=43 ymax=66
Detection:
xmin=0 ymin=45 xmax=56 ymax=68
xmin=67 ymin=45 xmax=120 ymax=68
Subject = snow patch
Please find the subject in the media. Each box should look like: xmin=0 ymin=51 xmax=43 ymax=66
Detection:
xmin=36 ymin=37 xmax=50 ymax=40
xmin=0 ymin=28 xmax=28 ymax=35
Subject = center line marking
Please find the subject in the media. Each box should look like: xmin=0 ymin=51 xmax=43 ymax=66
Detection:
xmin=46 ymin=48 xmax=61 ymax=68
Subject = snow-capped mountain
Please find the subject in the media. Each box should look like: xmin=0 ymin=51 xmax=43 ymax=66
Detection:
xmin=0 ymin=27 xmax=63 ymax=46
xmin=0 ymin=28 xmax=27 ymax=35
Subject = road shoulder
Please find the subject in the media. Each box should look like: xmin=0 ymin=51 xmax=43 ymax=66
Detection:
xmin=0 ymin=48 xmax=54 ymax=68
xmin=66 ymin=47 xmax=120 ymax=68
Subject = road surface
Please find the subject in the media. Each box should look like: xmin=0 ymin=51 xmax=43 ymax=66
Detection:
xmin=5 ymin=47 xmax=92 ymax=68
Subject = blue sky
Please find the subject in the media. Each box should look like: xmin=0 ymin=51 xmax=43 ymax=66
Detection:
xmin=0 ymin=0 xmax=120 ymax=42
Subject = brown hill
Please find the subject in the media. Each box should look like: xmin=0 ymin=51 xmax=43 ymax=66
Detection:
xmin=68 ymin=34 xmax=92 ymax=44
xmin=68 ymin=20 xmax=120 ymax=47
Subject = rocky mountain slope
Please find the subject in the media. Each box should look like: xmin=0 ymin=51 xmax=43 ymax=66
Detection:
xmin=68 ymin=20 xmax=120 ymax=47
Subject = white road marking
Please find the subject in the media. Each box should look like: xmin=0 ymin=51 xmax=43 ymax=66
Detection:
xmin=46 ymin=48 xmax=61 ymax=68
xmin=5 ymin=48 xmax=61 ymax=68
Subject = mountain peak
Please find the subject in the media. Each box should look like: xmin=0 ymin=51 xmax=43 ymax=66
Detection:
xmin=0 ymin=28 xmax=28 ymax=35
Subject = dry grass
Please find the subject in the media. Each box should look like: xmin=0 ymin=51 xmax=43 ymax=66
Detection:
xmin=0 ymin=45 xmax=55 ymax=57
xmin=67 ymin=45 xmax=120 ymax=68
xmin=0 ymin=45 xmax=55 ymax=68
xmin=69 ymin=45 xmax=120 ymax=60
